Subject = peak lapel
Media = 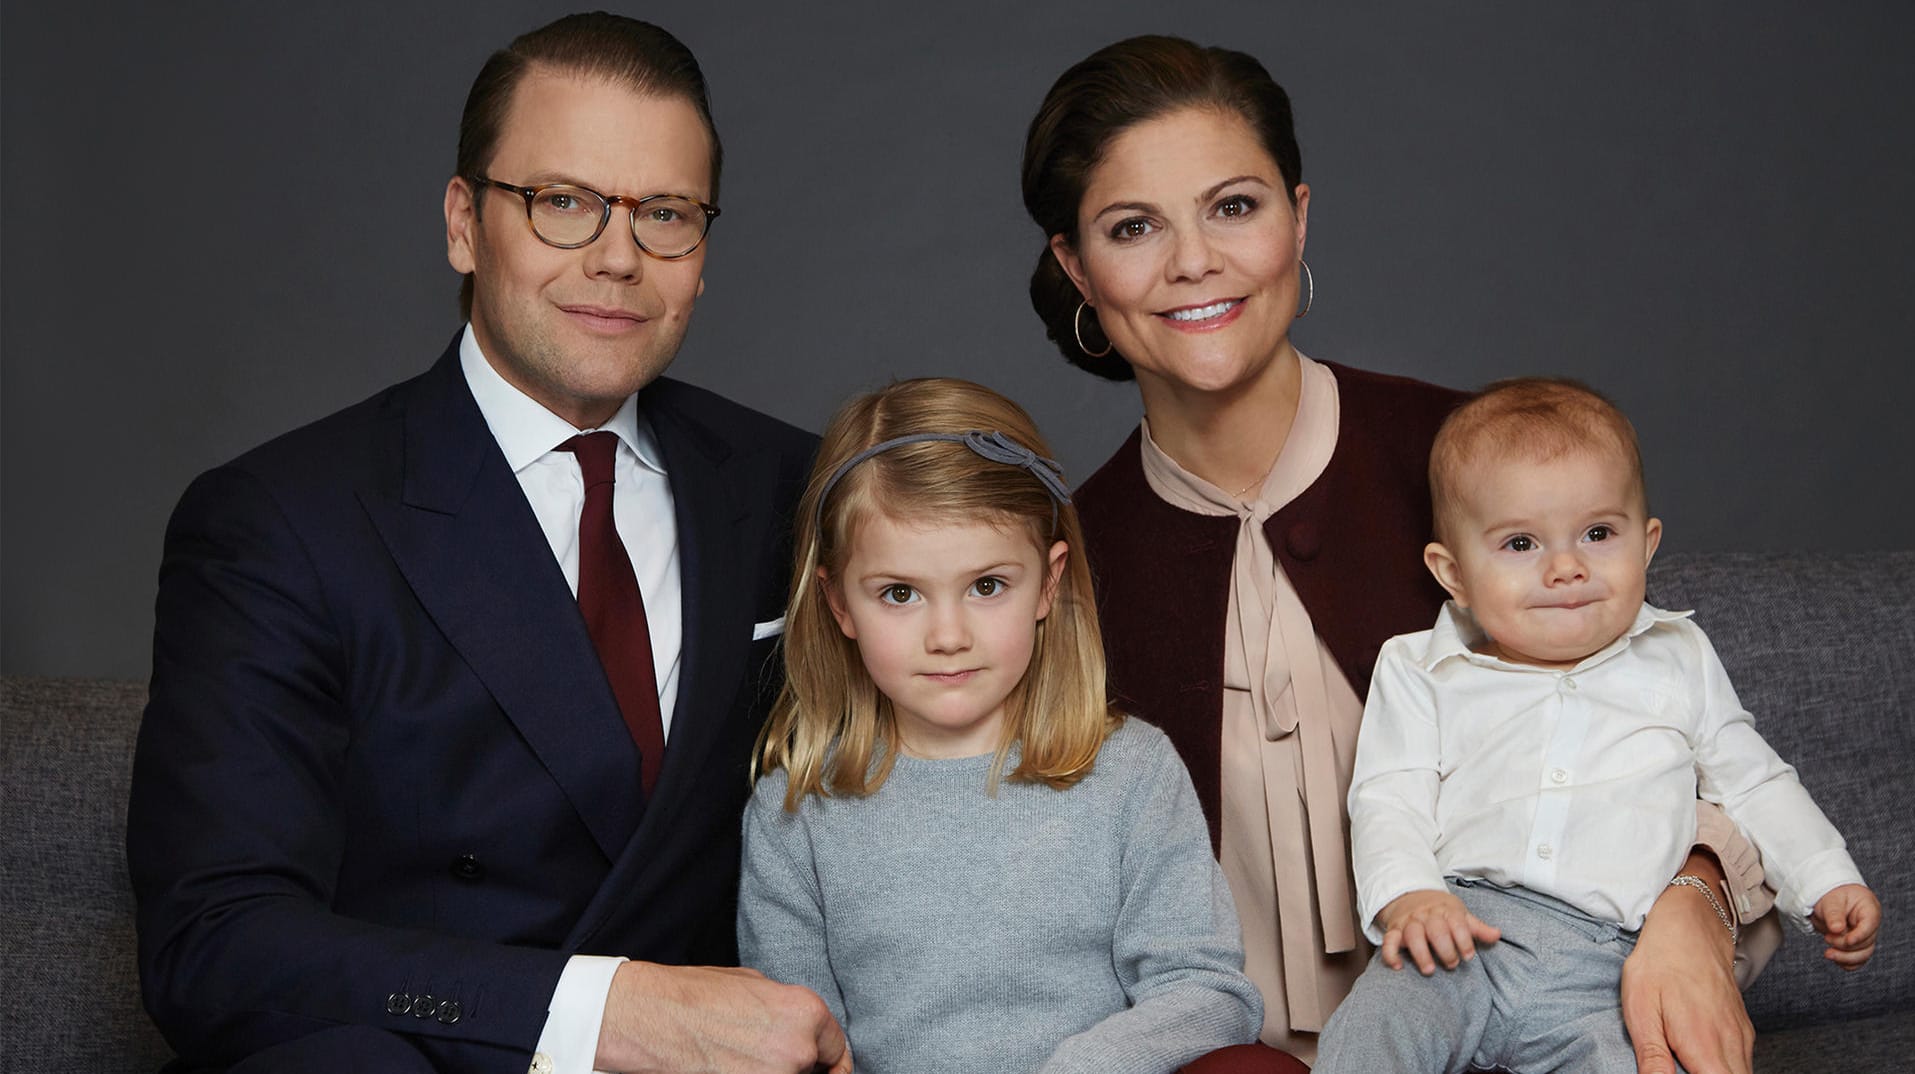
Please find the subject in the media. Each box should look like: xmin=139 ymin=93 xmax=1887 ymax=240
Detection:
xmin=359 ymin=347 xmax=645 ymax=861
xmin=567 ymin=385 xmax=762 ymax=946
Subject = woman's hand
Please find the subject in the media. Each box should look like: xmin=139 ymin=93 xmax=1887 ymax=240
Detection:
xmin=1621 ymin=852 xmax=1752 ymax=1074
xmin=1376 ymin=889 xmax=1501 ymax=975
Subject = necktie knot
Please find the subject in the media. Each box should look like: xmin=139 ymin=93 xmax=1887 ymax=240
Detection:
xmin=561 ymin=431 xmax=620 ymax=489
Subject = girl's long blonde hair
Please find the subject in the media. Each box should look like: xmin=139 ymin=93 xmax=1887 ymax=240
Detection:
xmin=756 ymin=378 xmax=1117 ymax=809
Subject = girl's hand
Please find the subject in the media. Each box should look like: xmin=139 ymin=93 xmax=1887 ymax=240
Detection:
xmin=1377 ymin=889 xmax=1501 ymax=974
xmin=1811 ymin=884 xmax=1881 ymax=970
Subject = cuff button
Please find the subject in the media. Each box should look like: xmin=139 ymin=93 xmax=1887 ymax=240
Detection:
xmin=385 ymin=992 xmax=413 ymax=1016
xmin=411 ymin=993 xmax=437 ymax=1018
xmin=436 ymin=998 xmax=462 ymax=1024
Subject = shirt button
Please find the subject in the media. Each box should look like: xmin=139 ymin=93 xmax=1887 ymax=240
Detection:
xmin=1562 ymin=677 xmax=1579 ymax=691
xmin=530 ymin=1054 xmax=556 ymax=1074
xmin=1537 ymin=844 xmax=1554 ymax=860
xmin=1551 ymin=768 xmax=1569 ymax=784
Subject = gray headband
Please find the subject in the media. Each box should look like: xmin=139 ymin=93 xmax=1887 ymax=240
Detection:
xmin=815 ymin=430 xmax=1073 ymax=534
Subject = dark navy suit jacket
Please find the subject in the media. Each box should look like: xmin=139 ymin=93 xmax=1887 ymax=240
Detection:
xmin=127 ymin=340 xmax=815 ymax=1072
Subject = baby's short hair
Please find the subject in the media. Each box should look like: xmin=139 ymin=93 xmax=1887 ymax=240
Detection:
xmin=1429 ymin=377 xmax=1646 ymax=544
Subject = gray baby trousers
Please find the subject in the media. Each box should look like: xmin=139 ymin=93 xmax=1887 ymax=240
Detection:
xmin=1316 ymin=877 xmax=1670 ymax=1074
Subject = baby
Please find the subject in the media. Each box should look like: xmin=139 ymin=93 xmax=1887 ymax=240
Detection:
xmin=1315 ymin=378 xmax=1879 ymax=1073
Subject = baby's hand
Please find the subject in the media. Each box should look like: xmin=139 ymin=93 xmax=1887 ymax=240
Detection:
xmin=1811 ymin=883 xmax=1881 ymax=970
xmin=1378 ymin=889 xmax=1502 ymax=975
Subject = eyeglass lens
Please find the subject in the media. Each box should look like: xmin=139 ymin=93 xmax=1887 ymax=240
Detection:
xmin=528 ymin=187 xmax=708 ymax=256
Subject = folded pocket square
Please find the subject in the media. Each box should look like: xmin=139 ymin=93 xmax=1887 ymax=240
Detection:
xmin=752 ymin=617 xmax=785 ymax=641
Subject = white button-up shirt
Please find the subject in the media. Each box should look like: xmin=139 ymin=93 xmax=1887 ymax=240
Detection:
xmin=460 ymin=327 xmax=677 ymax=1074
xmin=1349 ymin=602 xmax=1864 ymax=940
xmin=459 ymin=327 xmax=682 ymax=736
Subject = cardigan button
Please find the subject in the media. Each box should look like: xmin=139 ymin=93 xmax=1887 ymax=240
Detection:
xmin=1285 ymin=522 xmax=1320 ymax=560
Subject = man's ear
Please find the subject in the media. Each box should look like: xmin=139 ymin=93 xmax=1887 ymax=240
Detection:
xmin=446 ymin=176 xmax=478 ymax=275
xmin=1424 ymin=542 xmax=1469 ymax=606
xmin=1036 ymin=540 xmax=1069 ymax=621
xmin=819 ymin=567 xmax=855 ymax=639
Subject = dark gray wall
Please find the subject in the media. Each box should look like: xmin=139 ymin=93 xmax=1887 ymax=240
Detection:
xmin=6 ymin=1 xmax=1912 ymax=680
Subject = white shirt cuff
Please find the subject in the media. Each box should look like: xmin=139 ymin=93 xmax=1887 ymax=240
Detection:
xmin=530 ymin=954 xmax=628 ymax=1074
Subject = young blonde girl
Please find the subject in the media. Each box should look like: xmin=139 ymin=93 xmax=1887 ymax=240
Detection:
xmin=737 ymin=378 xmax=1271 ymax=1074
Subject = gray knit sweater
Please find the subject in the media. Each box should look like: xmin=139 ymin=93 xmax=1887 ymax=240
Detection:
xmin=737 ymin=717 xmax=1261 ymax=1074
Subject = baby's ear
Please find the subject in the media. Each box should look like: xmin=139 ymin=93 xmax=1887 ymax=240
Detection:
xmin=1643 ymin=517 xmax=1663 ymax=568
xmin=1424 ymin=542 xmax=1469 ymax=607
xmin=818 ymin=567 xmax=856 ymax=639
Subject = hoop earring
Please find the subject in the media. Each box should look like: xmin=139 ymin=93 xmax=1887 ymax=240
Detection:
xmin=1296 ymin=259 xmax=1314 ymax=319
xmin=1073 ymin=300 xmax=1113 ymax=358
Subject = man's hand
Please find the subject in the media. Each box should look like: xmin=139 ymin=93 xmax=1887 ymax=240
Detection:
xmin=596 ymin=961 xmax=851 ymax=1074
xmin=1622 ymin=854 xmax=1752 ymax=1074
xmin=1377 ymin=888 xmax=1501 ymax=975
xmin=1811 ymin=884 xmax=1881 ymax=970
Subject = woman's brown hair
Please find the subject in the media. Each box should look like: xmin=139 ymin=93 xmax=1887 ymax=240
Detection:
xmin=1022 ymin=35 xmax=1303 ymax=380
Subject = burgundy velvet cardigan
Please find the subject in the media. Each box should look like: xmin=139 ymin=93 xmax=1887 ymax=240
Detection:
xmin=1075 ymin=362 xmax=1465 ymax=850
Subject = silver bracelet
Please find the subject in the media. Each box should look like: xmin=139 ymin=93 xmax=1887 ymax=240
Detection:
xmin=1669 ymin=874 xmax=1740 ymax=944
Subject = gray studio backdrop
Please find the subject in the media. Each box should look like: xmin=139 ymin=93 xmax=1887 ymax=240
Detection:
xmin=5 ymin=1 xmax=1912 ymax=680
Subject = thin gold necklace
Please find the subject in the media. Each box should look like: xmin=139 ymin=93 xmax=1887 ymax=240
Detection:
xmin=1231 ymin=448 xmax=1283 ymax=499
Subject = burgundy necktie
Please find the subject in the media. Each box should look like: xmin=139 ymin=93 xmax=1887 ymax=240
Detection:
xmin=560 ymin=431 xmax=665 ymax=794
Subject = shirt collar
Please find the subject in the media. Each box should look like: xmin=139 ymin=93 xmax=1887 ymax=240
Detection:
xmin=458 ymin=324 xmax=666 ymax=476
xmin=1417 ymin=600 xmax=1693 ymax=672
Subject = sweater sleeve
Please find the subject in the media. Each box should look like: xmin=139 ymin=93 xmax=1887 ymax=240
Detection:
xmin=735 ymin=777 xmax=848 ymax=1027
xmin=1039 ymin=727 xmax=1261 ymax=1074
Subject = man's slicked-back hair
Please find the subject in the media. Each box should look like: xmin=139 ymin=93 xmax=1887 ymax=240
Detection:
xmin=1429 ymin=377 xmax=1647 ymax=546
xmin=453 ymin=12 xmax=723 ymax=319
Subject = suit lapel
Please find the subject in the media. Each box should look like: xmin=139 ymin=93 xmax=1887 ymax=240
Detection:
xmin=360 ymin=346 xmax=644 ymax=861
xmin=642 ymin=392 xmax=750 ymax=811
xmin=565 ymin=382 xmax=760 ymax=947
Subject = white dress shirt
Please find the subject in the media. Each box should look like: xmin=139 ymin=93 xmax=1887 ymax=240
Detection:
xmin=1349 ymin=601 xmax=1865 ymax=942
xmin=459 ymin=326 xmax=680 ymax=1074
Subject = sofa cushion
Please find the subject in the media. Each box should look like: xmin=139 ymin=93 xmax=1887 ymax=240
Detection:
xmin=1649 ymin=551 xmax=1914 ymax=1031
xmin=1 ymin=677 xmax=172 ymax=1068
xmin=1753 ymin=1008 xmax=1915 ymax=1070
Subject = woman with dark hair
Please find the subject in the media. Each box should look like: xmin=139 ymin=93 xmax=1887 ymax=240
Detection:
xmin=1022 ymin=35 xmax=1764 ymax=1072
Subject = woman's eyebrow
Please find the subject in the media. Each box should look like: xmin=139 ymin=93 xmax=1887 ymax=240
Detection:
xmin=1090 ymin=199 xmax=1160 ymax=222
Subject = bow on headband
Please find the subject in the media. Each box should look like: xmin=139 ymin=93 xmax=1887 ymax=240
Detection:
xmin=814 ymin=430 xmax=1073 ymax=533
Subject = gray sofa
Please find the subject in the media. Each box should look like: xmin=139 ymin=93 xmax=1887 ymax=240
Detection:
xmin=2 ymin=551 xmax=1910 ymax=1070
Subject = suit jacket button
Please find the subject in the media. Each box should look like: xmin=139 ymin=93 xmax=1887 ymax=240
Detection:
xmin=412 ymin=993 xmax=437 ymax=1018
xmin=451 ymin=853 xmax=486 ymax=882
xmin=436 ymin=998 xmax=463 ymax=1024
xmin=386 ymin=992 xmax=413 ymax=1016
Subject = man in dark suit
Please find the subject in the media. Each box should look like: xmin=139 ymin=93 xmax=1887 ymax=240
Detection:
xmin=126 ymin=14 xmax=847 ymax=1074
